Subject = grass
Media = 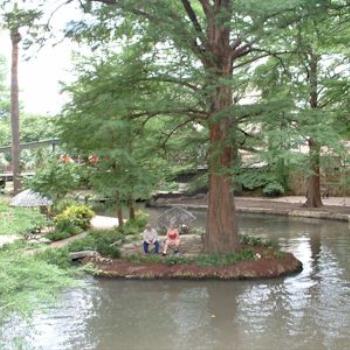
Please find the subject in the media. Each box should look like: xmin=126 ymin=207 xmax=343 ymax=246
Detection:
xmin=125 ymin=249 xmax=256 ymax=267
xmin=0 ymin=243 xmax=76 ymax=320
xmin=67 ymin=229 xmax=122 ymax=258
xmin=0 ymin=197 xmax=48 ymax=236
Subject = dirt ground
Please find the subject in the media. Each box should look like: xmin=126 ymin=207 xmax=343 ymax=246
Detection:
xmin=91 ymin=248 xmax=302 ymax=280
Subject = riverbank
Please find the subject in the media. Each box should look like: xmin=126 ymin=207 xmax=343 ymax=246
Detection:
xmin=150 ymin=195 xmax=350 ymax=221
xmin=87 ymin=247 xmax=302 ymax=280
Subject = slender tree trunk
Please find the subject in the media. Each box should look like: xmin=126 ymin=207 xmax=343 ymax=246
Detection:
xmin=127 ymin=196 xmax=135 ymax=220
xmin=304 ymin=138 xmax=323 ymax=208
xmin=115 ymin=192 xmax=124 ymax=228
xmin=10 ymin=28 xmax=21 ymax=194
xmin=304 ymin=52 xmax=322 ymax=208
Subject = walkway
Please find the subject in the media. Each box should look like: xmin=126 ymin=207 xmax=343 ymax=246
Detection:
xmin=152 ymin=195 xmax=350 ymax=221
xmin=50 ymin=215 xmax=120 ymax=248
xmin=0 ymin=234 xmax=20 ymax=248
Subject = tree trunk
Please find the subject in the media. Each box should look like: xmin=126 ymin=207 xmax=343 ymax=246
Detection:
xmin=127 ymin=196 xmax=135 ymax=220
xmin=304 ymin=53 xmax=322 ymax=208
xmin=304 ymin=138 xmax=323 ymax=208
xmin=10 ymin=28 xmax=21 ymax=194
xmin=115 ymin=192 xmax=124 ymax=228
xmin=203 ymin=4 xmax=240 ymax=253
xmin=204 ymin=119 xmax=239 ymax=252
xmin=203 ymin=74 xmax=239 ymax=253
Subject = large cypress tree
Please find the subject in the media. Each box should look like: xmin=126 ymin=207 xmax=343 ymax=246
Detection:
xmin=68 ymin=0 xmax=325 ymax=252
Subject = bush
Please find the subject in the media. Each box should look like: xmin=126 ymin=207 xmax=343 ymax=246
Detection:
xmin=119 ymin=210 xmax=148 ymax=236
xmin=67 ymin=229 xmax=121 ymax=258
xmin=239 ymin=234 xmax=277 ymax=248
xmin=53 ymin=198 xmax=80 ymax=215
xmin=262 ymin=182 xmax=285 ymax=197
xmin=46 ymin=227 xmax=83 ymax=241
xmin=54 ymin=204 xmax=95 ymax=233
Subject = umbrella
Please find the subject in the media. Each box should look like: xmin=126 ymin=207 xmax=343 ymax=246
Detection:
xmin=157 ymin=207 xmax=196 ymax=231
xmin=10 ymin=189 xmax=53 ymax=207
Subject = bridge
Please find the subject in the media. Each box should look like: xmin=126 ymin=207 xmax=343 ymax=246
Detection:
xmin=0 ymin=138 xmax=60 ymax=153
xmin=0 ymin=139 xmax=60 ymax=188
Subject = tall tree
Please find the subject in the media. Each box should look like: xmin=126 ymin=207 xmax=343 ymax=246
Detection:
xmin=10 ymin=20 xmax=21 ymax=194
xmin=252 ymin=3 xmax=350 ymax=207
xmin=66 ymin=0 xmax=322 ymax=253
xmin=1 ymin=1 xmax=42 ymax=193
xmin=59 ymin=50 xmax=168 ymax=225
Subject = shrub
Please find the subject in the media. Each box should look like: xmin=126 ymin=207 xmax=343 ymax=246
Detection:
xmin=262 ymin=182 xmax=285 ymax=197
xmin=67 ymin=229 xmax=121 ymax=258
xmin=54 ymin=204 xmax=95 ymax=233
xmin=119 ymin=210 xmax=148 ymax=236
xmin=46 ymin=230 xmax=72 ymax=241
xmin=239 ymin=234 xmax=277 ymax=248
xmin=53 ymin=198 xmax=80 ymax=215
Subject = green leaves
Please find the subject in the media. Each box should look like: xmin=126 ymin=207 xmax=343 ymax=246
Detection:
xmin=28 ymin=158 xmax=84 ymax=201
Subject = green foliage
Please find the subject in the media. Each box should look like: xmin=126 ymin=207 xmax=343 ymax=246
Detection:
xmin=262 ymin=182 xmax=285 ymax=197
xmin=28 ymin=158 xmax=84 ymax=201
xmin=119 ymin=210 xmax=148 ymax=236
xmin=67 ymin=229 xmax=121 ymax=258
xmin=52 ymin=198 xmax=80 ymax=216
xmin=54 ymin=204 xmax=94 ymax=233
xmin=239 ymin=235 xmax=277 ymax=248
xmin=66 ymin=210 xmax=148 ymax=257
xmin=34 ymin=247 xmax=71 ymax=270
xmin=236 ymin=169 xmax=271 ymax=190
xmin=194 ymin=250 xmax=255 ymax=267
xmin=0 ymin=197 xmax=48 ymax=235
xmin=186 ymin=173 xmax=208 ymax=195
xmin=0 ymin=245 xmax=74 ymax=320
xmin=46 ymin=230 xmax=75 ymax=242
xmin=126 ymin=250 xmax=256 ymax=267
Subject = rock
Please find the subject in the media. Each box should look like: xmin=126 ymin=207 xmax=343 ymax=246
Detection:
xmin=37 ymin=237 xmax=51 ymax=244
xmin=69 ymin=250 xmax=100 ymax=261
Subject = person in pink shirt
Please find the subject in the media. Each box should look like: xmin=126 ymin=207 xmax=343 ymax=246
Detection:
xmin=162 ymin=224 xmax=181 ymax=256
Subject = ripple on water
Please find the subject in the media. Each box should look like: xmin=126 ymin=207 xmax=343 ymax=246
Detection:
xmin=1 ymin=214 xmax=350 ymax=350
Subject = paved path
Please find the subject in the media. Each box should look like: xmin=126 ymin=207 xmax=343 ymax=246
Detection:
xmin=0 ymin=234 xmax=21 ymax=248
xmin=50 ymin=215 xmax=120 ymax=248
xmin=90 ymin=215 xmax=119 ymax=230
xmin=240 ymin=196 xmax=350 ymax=207
xmin=153 ymin=195 xmax=350 ymax=220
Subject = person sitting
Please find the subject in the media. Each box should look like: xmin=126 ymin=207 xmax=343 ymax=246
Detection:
xmin=162 ymin=224 xmax=181 ymax=256
xmin=142 ymin=224 xmax=160 ymax=254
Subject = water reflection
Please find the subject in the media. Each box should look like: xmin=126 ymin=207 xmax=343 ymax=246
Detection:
xmin=1 ymin=214 xmax=350 ymax=350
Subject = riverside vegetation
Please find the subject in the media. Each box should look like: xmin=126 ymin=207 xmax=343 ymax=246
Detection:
xmin=1 ymin=195 xmax=297 ymax=320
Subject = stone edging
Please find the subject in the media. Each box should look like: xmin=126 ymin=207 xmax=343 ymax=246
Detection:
xmin=150 ymin=203 xmax=350 ymax=222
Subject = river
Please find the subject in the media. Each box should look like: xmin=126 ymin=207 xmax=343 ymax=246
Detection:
xmin=1 ymin=212 xmax=350 ymax=350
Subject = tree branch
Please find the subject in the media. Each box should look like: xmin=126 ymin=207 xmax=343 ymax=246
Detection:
xmin=180 ymin=0 xmax=203 ymax=34
xmin=161 ymin=117 xmax=197 ymax=149
xmin=198 ymin=0 xmax=212 ymax=17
